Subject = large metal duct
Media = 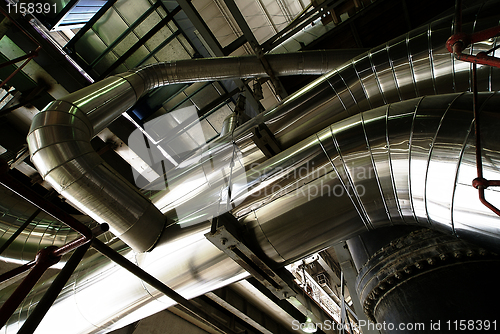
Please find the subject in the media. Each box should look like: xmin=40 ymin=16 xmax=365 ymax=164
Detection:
xmin=7 ymin=92 xmax=500 ymax=334
xmin=6 ymin=2 xmax=498 ymax=333
xmin=151 ymin=1 xmax=500 ymax=220
xmin=26 ymin=51 xmax=355 ymax=252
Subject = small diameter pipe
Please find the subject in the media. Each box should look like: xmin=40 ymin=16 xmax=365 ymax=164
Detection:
xmin=0 ymin=224 xmax=108 ymax=329
xmin=471 ymin=63 xmax=500 ymax=216
xmin=17 ymin=242 xmax=92 ymax=334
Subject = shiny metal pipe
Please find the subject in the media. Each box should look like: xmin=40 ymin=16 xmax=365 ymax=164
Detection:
xmin=8 ymin=92 xmax=500 ymax=334
xmin=26 ymin=51 xmax=368 ymax=252
xmin=150 ymin=1 xmax=500 ymax=220
xmin=240 ymin=92 xmax=500 ymax=263
xmin=13 ymin=2 xmax=500 ymax=333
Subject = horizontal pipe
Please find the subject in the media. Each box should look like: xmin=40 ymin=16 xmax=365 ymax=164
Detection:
xmin=11 ymin=2 xmax=500 ymax=333
xmin=26 ymin=50 xmax=364 ymax=252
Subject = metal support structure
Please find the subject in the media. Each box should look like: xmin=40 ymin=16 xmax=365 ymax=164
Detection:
xmin=0 ymin=43 xmax=40 ymax=89
xmin=17 ymin=242 xmax=92 ymax=334
xmin=251 ymin=123 xmax=282 ymax=158
xmin=176 ymin=0 xmax=264 ymax=114
xmin=0 ymin=161 xmax=92 ymax=240
xmin=98 ymin=6 xmax=182 ymax=80
xmin=0 ymin=208 xmax=41 ymax=255
xmin=333 ymin=243 xmax=379 ymax=334
xmin=206 ymin=215 xmax=297 ymax=300
xmin=222 ymin=0 xmax=287 ymax=99
xmin=0 ymin=49 xmax=40 ymax=69
xmin=90 ymin=239 xmax=239 ymax=334
xmin=64 ymin=0 xmax=120 ymax=53
xmin=88 ymin=1 xmax=163 ymax=69
xmin=0 ymin=224 xmax=107 ymax=329
xmin=261 ymin=0 xmax=344 ymax=52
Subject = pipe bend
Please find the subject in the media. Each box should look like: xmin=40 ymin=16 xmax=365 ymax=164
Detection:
xmin=27 ymin=75 xmax=165 ymax=252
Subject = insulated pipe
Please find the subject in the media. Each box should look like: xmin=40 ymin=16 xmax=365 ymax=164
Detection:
xmin=7 ymin=93 xmax=500 ymax=334
xmin=12 ymin=2 xmax=499 ymax=332
xmin=26 ymin=1 xmax=500 ymax=252
xmin=238 ymin=93 xmax=500 ymax=263
xmin=26 ymin=50 xmax=367 ymax=252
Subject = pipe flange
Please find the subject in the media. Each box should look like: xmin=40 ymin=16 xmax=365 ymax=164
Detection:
xmin=355 ymin=229 xmax=497 ymax=322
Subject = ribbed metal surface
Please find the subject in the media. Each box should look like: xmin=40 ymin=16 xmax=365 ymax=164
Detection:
xmin=240 ymin=93 xmax=500 ymax=264
xmin=26 ymin=50 xmax=372 ymax=252
xmin=151 ymin=1 xmax=500 ymax=224
xmin=12 ymin=2 xmax=500 ymax=333
xmin=27 ymin=76 xmax=165 ymax=252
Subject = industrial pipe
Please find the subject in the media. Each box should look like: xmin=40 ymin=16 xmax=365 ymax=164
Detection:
xmin=10 ymin=2 xmax=500 ymax=333
xmin=27 ymin=50 xmax=373 ymax=252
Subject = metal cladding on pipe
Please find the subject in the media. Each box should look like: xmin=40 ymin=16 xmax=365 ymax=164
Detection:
xmin=25 ymin=51 xmax=364 ymax=253
xmin=10 ymin=93 xmax=500 ymax=334
xmin=239 ymin=93 xmax=500 ymax=263
xmin=151 ymin=1 xmax=500 ymax=225
xmin=10 ymin=2 xmax=500 ymax=333
xmin=27 ymin=76 xmax=166 ymax=252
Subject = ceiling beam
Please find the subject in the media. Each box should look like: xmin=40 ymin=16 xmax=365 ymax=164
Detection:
xmin=222 ymin=0 xmax=288 ymax=99
xmin=175 ymin=0 xmax=264 ymax=114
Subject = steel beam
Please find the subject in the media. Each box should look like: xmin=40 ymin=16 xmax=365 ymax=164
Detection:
xmin=333 ymin=242 xmax=380 ymax=334
xmin=175 ymin=0 xmax=264 ymax=114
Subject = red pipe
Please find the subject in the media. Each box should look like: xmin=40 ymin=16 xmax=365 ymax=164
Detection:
xmin=0 ymin=246 xmax=61 ymax=329
xmin=446 ymin=26 xmax=500 ymax=68
xmin=447 ymin=2 xmax=500 ymax=217
xmin=0 ymin=49 xmax=39 ymax=70
xmin=470 ymin=62 xmax=500 ymax=217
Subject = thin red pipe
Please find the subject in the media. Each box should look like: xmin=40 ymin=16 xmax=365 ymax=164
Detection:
xmin=0 ymin=260 xmax=36 ymax=284
xmin=470 ymin=60 xmax=500 ymax=216
xmin=447 ymin=2 xmax=500 ymax=217
xmin=0 ymin=7 xmax=41 ymax=46
xmin=0 ymin=160 xmax=92 ymax=240
xmin=0 ymin=55 xmax=32 ymax=89
xmin=0 ymin=49 xmax=39 ymax=69
xmin=0 ymin=246 xmax=60 ymax=329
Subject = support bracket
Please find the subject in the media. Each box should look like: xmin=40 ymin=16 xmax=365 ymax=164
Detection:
xmin=251 ymin=124 xmax=282 ymax=158
xmin=205 ymin=214 xmax=296 ymax=300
